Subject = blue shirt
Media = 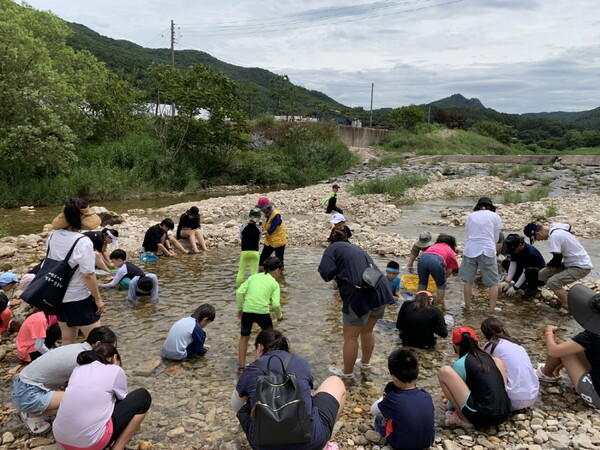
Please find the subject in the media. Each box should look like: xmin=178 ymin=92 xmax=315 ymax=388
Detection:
xmin=161 ymin=316 xmax=207 ymax=360
xmin=388 ymin=275 xmax=400 ymax=294
xmin=378 ymin=387 xmax=435 ymax=449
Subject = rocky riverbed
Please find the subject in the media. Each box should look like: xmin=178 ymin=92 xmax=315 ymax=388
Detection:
xmin=2 ymin=158 xmax=600 ymax=449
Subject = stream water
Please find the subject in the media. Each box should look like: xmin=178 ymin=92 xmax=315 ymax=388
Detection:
xmin=3 ymin=197 xmax=597 ymax=448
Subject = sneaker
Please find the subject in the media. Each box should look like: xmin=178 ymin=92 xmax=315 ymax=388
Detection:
xmin=445 ymin=410 xmax=473 ymax=428
xmin=20 ymin=411 xmax=51 ymax=435
xmin=328 ymin=367 xmax=353 ymax=378
xmin=535 ymin=363 xmax=560 ymax=383
xmin=355 ymin=359 xmax=371 ymax=369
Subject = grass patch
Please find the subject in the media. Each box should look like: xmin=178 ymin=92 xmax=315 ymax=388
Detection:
xmin=546 ymin=203 xmax=559 ymax=217
xmin=502 ymin=191 xmax=524 ymax=203
xmin=507 ymin=163 xmax=535 ymax=178
xmin=488 ymin=164 xmax=500 ymax=177
xmin=350 ymin=173 xmax=428 ymax=197
xmin=526 ymin=185 xmax=551 ymax=202
xmin=0 ymin=224 xmax=7 ymax=239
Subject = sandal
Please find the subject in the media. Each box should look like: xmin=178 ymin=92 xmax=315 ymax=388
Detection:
xmin=20 ymin=411 xmax=51 ymax=434
xmin=445 ymin=410 xmax=473 ymax=427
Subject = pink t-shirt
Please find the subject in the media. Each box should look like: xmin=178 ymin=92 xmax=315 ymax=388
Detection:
xmin=423 ymin=243 xmax=459 ymax=271
xmin=16 ymin=311 xmax=48 ymax=362
xmin=0 ymin=308 xmax=12 ymax=334
xmin=53 ymin=361 xmax=128 ymax=448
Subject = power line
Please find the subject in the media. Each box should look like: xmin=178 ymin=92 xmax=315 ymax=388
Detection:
xmin=181 ymin=0 xmax=462 ymax=36
xmin=140 ymin=28 xmax=171 ymax=48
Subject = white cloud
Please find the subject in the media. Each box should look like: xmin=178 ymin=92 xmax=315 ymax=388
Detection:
xmin=22 ymin=0 xmax=600 ymax=113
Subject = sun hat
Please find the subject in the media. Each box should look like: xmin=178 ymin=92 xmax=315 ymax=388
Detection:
xmin=247 ymin=207 xmax=262 ymax=221
xmin=504 ymin=233 xmax=524 ymax=253
xmin=52 ymin=207 xmax=101 ymax=230
xmin=186 ymin=206 xmax=200 ymax=219
xmin=414 ymin=231 xmax=433 ymax=249
xmin=523 ymin=222 xmax=541 ymax=244
xmin=0 ymin=272 xmax=18 ymax=287
xmin=474 ymin=197 xmax=496 ymax=212
xmin=256 ymin=197 xmax=273 ymax=211
xmin=568 ymin=284 xmax=600 ymax=334
xmin=330 ymin=213 xmax=346 ymax=224
xmin=452 ymin=326 xmax=479 ymax=345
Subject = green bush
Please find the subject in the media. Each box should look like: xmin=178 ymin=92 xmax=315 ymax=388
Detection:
xmin=350 ymin=173 xmax=428 ymax=197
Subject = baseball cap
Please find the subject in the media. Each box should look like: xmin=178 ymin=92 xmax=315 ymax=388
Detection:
xmin=0 ymin=272 xmax=18 ymax=287
xmin=330 ymin=213 xmax=346 ymax=224
xmin=452 ymin=326 xmax=478 ymax=345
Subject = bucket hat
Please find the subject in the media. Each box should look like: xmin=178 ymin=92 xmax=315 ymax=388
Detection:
xmin=414 ymin=231 xmax=433 ymax=249
xmin=568 ymin=284 xmax=600 ymax=334
xmin=247 ymin=207 xmax=262 ymax=221
xmin=474 ymin=197 xmax=496 ymax=212
xmin=330 ymin=213 xmax=346 ymax=224
xmin=52 ymin=207 xmax=101 ymax=230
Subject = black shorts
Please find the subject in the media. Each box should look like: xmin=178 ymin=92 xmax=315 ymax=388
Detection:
xmin=110 ymin=388 xmax=152 ymax=443
xmin=57 ymin=296 xmax=101 ymax=327
xmin=240 ymin=312 xmax=273 ymax=337
xmin=313 ymin=392 xmax=339 ymax=437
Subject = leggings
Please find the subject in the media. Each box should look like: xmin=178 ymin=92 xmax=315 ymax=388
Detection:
xmin=236 ymin=251 xmax=260 ymax=287
xmin=110 ymin=388 xmax=152 ymax=444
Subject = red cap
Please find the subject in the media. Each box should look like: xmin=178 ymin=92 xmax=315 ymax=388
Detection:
xmin=257 ymin=197 xmax=270 ymax=209
xmin=452 ymin=327 xmax=478 ymax=345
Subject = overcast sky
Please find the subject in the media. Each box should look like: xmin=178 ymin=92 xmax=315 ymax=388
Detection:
xmin=23 ymin=0 xmax=600 ymax=114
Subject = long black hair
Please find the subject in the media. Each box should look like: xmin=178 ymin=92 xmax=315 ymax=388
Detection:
xmin=63 ymin=198 xmax=89 ymax=230
xmin=255 ymin=328 xmax=290 ymax=354
xmin=436 ymin=233 xmax=457 ymax=252
xmin=456 ymin=333 xmax=493 ymax=374
xmin=411 ymin=292 xmax=433 ymax=311
xmin=480 ymin=317 xmax=519 ymax=354
xmin=77 ymin=343 xmax=121 ymax=366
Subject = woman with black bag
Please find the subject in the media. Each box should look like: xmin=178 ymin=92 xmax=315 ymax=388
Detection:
xmin=232 ymin=329 xmax=346 ymax=450
xmin=318 ymin=230 xmax=395 ymax=378
xmin=48 ymin=198 xmax=104 ymax=345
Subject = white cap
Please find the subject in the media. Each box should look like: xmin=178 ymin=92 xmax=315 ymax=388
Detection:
xmin=330 ymin=213 xmax=346 ymax=224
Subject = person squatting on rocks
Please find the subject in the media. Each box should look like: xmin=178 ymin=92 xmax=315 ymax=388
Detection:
xmin=500 ymin=233 xmax=545 ymax=299
xmin=458 ymin=197 xmax=503 ymax=312
xmin=318 ymin=229 xmax=395 ymax=378
xmin=406 ymin=231 xmax=433 ymax=274
xmin=99 ymin=249 xmax=145 ymax=290
xmin=524 ymin=222 xmax=593 ymax=314
xmin=52 ymin=343 xmax=152 ymax=450
xmin=50 ymin=198 xmax=104 ymax=345
xmin=141 ymin=218 xmax=188 ymax=258
xmin=16 ymin=310 xmax=61 ymax=363
xmin=537 ymin=284 xmax=600 ymax=409
xmin=176 ymin=206 xmax=208 ymax=253
xmin=12 ymin=326 xmax=117 ymax=435
xmin=232 ymin=329 xmax=346 ymax=450
xmin=322 ymin=183 xmax=343 ymax=214
xmin=437 ymin=327 xmax=512 ymax=428
xmin=385 ymin=261 xmax=401 ymax=299
xmin=256 ymin=197 xmax=287 ymax=269
xmin=328 ymin=213 xmax=352 ymax=241
xmin=236 ymin=207 xmax=263 ymax=287
xmin=417 ymin=233 xmax=459 ymax=305
xmin=83 ymin=228 xmax=120 ymax=273
xmin=370 ymin=349 xmax=435 ymax=450
xmin=236 ymin=256 xmax=284 ymax=370
xmin=161 ymin=304 xmax=215 ymax=361
xmin=480 ymin=318 xmax=539 ymax=410
xmin=396 ymin=290 xmax=448 ymax=349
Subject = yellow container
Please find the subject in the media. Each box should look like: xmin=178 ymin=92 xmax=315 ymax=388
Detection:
xmin=401 ymin=274 xmax=437 ymax=293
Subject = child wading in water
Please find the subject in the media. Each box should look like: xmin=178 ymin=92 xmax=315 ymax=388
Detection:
xmin=161 ymin=304 xmax=216 ymax=360
xmin=100 ymin=250 xmax=145 ymax=290
xmin=236 ymin=208 xmax=262 ymax=287
xmin=236 ymin=256 xmax=284 ymax=371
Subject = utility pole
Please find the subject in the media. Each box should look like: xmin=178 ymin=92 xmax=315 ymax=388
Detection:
xmin=369 ymin=83 xmax=374 ymax=127
xmin=170 ymin=20 xmax=175 ymax=116
xmin=428 ymin=105 xmax=431 ymax=124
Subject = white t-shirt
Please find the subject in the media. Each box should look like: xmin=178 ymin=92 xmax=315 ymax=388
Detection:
xmin=548 ymin=223 xmax=593 ymax=269
xmin=485 ymin=339 xmax=539 ymax=402
xmin=46 ymin=229 xmax=96 ymax=303
xmin=463 ymin=210 xmax=503 ymax=258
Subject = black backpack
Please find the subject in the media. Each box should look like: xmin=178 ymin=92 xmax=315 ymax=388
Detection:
xmin=251 ymin=353 xmax=312 ymax=446
xmin=21 ymin=235 xmax=86 ymax=314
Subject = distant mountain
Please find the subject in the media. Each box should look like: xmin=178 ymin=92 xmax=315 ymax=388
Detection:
xmin=523 ymin=107 xmax=600 ymax=127
xmin=426 ymin=93 xmax=487 ymax=111
xmin=65 ymin=22 xmax=347 ymax=116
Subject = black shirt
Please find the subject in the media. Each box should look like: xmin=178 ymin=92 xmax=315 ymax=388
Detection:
xmin=396 ymin=302 xmax=448 ymax=348
xmin=83 ymin=231 xmax=104 ymax=253
xmin=176 ymin=213 xmax=200 ymax=239
xmin=124 ymin=262 xmax=145 ymax=280
xmin=240 ymin=223 xmax=261 ymax=251
xmin=512 ymin=243 xmax=545 ymax=269
xmin=573 ymin=330 xmax=600 ymax=393
xmin=142 ymin=224 xmax=165 ymax=252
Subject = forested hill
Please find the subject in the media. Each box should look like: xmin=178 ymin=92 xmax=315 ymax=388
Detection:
xmin=66 ymin=22 xmax=347 ymax=115
xmin=523 ymin=107 xmax=600 ymax=128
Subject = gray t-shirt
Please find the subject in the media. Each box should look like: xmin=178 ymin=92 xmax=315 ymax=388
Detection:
xmin=19 ymin=342 xmax=92 ymax=391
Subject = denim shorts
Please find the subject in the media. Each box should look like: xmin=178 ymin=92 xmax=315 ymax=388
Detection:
xmin=12 ymin=377 xmax=54 ymax=415
xmin=459 ymin=254 xmax=498 ymax=287
xmin=418 ymin=253 xmax=447 ymax=290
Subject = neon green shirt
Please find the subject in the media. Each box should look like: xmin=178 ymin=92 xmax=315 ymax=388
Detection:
xmin=321 ymin=191 xmax=335 ymax=206
xmin=236 ymin=272 xmax=282 ymax=318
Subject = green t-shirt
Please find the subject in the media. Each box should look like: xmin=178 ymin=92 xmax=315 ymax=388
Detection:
xmin=236 ymin=272 xmax=282 ymax=318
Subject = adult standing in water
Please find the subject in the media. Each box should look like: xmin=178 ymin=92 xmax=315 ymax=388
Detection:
xmin=458 ymin=197 xmax=503 ymax=312
xmin=318 ymin=230 xmax=395 ymax=377
xmin=257 ymin=197 xmax=287 ymax=269
xmin=50 ymin=198 xmax=104 ymax=345
xmin=176 ymin=206 xmax=208 ymax=253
